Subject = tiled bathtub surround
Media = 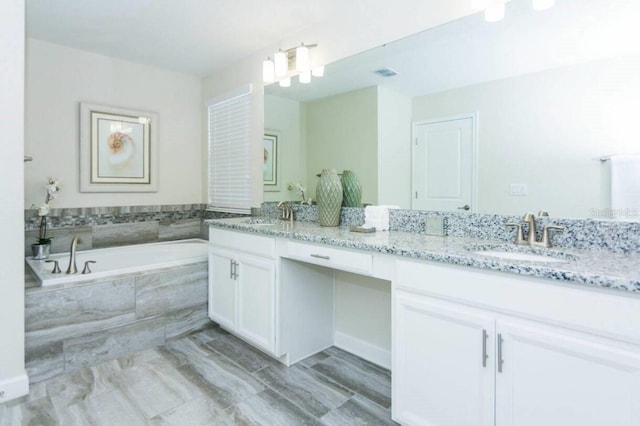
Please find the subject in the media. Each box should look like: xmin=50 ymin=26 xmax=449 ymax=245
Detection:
xmin=25 ymin=262 xmax=209 ymax=383
xmin=24 ymin=204 xmax=245 ymax=255
xmin=260 ymin=202 xmax=640 ymax=254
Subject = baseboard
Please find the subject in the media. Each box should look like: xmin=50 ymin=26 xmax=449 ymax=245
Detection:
xmin=0 ymin=371 xmax=29 ymax=403
xmin=334 ymin=331 xmax=391 ymax=370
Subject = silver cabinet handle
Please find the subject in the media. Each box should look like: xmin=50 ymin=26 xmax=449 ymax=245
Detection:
xmin=233 ymin=261 xmax=239 ymax=279
xmin=229 ymin=259 xmax=234 ymax=279
xmin=310 ymin=254 xmax=330 ymax=260
xmin=497 ymin=333 xmax=504 ymax=373
xmin=482 ymin=329 xmax=489 ymax=368
xmin=457 ymin=205 xmax=470 ymax=211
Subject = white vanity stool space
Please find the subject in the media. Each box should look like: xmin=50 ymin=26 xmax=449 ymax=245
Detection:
xmin=207 ymin=220 xmax=640 ymax=426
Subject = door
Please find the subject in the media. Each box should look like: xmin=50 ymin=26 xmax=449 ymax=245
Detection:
xmin=393 ymin=290 xmax=495 ymax=426
xmin=412 ymin=115 xmax=475 ymax=212
xmin=236 ymin=254 xmax=276 ymax=353
xmin=208 ymin=248 xmax=237 ymax=330
xmin=495 ymin=318 xmax=640 ymax=426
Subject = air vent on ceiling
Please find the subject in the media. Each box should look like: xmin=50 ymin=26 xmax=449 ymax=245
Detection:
xmin=373 ymin=67 xmax=398 ymax=78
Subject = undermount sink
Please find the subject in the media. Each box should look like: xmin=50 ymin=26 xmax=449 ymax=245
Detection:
xmin=474 ymin=250 xmax=570 ymax=263
xmin=242 ymin=218 xmax=281 ymax=226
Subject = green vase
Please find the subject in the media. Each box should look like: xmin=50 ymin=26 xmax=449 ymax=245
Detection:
xmin=341 ymin=170 xmax=362 ymax=207
xmin=316 ymin=169 xmax=343 ymax=226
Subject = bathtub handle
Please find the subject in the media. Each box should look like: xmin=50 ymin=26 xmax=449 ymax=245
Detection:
xmin=45 ymin=260 xmax=61 ymax=274
xmin=82 ymin=261 xmax=96 ymax=274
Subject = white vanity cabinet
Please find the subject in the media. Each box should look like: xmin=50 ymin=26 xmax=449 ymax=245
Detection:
xmin=209 ymin=228 xmax=276 ymax=354
xmin=393 ymin=260 xmax=640 ymax=426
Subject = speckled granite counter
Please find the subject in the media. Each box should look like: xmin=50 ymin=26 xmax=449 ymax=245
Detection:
xmin=207 ymin=217 xmax=640 ymax=294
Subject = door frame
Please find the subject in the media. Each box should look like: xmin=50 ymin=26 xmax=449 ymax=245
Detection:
xmin=411 ymin=112 xmax=479 ymax=212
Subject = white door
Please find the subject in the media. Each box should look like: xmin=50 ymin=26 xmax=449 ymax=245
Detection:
xmin=412 ymin=116 xmax=475 ymax=212
xmin=495 ymin=318 xmax=640 ymax=426
xmin=208 ymin=249 xmax=237 ymax=330
xmin=236 ymin=254 xmax=276 ymax=353
xmin=393 ymin=290 xmax=495 ymax=426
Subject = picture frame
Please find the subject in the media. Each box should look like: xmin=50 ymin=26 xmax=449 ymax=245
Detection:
xmin=80 ymin=102 xmax=158 ymax=192
xmin=263 ymin=132 xmax=279 ymax=191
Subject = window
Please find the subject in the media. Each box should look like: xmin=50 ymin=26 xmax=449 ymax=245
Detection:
xmin=207 ymin=85 xmax=253 ymax=213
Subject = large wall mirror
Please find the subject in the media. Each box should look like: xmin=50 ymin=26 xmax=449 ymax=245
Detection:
xmin=264 ymin=0 xmax=640 ymax=220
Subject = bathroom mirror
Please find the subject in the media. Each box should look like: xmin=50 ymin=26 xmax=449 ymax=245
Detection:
xmin=264 ymin=0 xmax=640 ymax=219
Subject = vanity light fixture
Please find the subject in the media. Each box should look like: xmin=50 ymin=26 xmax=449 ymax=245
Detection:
xmin=262 ymin=43 xmax=323 ymax=85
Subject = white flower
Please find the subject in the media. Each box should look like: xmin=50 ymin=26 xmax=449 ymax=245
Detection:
xmin=37 ymin=203 xmax=50 ymax=217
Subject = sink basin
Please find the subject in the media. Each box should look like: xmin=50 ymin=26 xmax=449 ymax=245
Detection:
xmin=474 ymin=250 xmax=569 ymax=263
xmin=242 ymin=218 xmax=281 ymax=226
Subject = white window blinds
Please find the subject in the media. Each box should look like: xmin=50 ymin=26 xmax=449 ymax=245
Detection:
xmin=207 ymin=86 xmax=253 ymax=213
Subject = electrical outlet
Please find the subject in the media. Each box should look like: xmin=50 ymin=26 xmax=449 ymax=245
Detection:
xmin=425 ymin=216 xmax=447 ymax=236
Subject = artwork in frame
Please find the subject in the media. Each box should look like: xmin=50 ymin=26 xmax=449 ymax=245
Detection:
xmin=263 ymin=132 xmax=279 ymax=191
xmin=80 ymin=103 xmax=158 ymax=192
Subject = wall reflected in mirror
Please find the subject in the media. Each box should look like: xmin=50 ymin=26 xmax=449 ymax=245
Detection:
xmin=264 ymin=0 xmax=640 ymax=220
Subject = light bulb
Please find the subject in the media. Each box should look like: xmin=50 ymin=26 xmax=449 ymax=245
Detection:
xmin=262 ymin=58 xmax=274 ymax=83
xmin=296 ymin=44 xmax=310 ymax=72
xmin=312 ymin=66 xmax=325 ymax=77
xmin=532 ymin=0 xmax=554 ymax=11
xmin=484 ymin=2 xmax=505 ymax=22
xmin=299 ymin=70 xmax=311 ymax=84
xmin=279 ymin=77 xmax=291 ymax=88
xmin=274 ymin=50 xmax=288 ymax=77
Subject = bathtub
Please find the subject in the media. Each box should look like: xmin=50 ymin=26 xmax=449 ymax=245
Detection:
xmin=26 ymin=238 xmax=209 ymax=287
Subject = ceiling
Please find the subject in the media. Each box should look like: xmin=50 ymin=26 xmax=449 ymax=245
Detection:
xmin=266 ymin=0 xmax=640 ymax=101
xmin=26 ymin=0 xmax=346 ymax=76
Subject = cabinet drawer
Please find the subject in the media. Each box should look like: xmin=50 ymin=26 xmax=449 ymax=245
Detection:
xmin=285 ymin=241 xmax=373 ymax=275
xmin=209 ymin=228 xmax=275 ymax=259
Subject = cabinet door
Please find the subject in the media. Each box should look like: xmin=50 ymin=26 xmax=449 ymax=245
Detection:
xmin=236 ymin=254 xmax=276 ymax=353
xmin=208 ymin=249 xmax=236 ymax=330
xmin=393 ymin=290 xmax=495 ymax=426
xmin=496 ymin=318 xmax=640 ymax=426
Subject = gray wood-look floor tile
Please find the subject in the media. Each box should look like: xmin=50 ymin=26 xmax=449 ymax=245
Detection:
xmin=9 ymin=329 xmax=395 ymax=426
xmin=321 ymin=395 xmax=398 ymax=426
xmin=255 ymin=365 xmax=354 ymax=418
xmin=205 ymin=334 xmax=278 ymax=374
xmin=224 ymin=389 xmax=322 ymax=426
xmin=311 ymin=354 xmax=392 ymax=409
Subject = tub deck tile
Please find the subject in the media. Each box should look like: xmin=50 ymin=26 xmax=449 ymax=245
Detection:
xmin=64 ymin=316 xmax=165 ymax=372
xmin=135 ymin=264 xmax=207 ymax=319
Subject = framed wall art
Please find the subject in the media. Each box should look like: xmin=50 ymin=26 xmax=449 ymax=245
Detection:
xmin=263 ymin=132 xmax=279 ymax=191
xmin=80 ymin=103 xmax=158 ymax=192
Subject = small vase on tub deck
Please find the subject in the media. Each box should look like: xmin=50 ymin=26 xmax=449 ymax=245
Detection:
xmin=31 ymin=243 xmax=51 ymax=260
xmin=341 ymin=170 xmax=362 ymax=207
xmin=316 ymin=169 xmax=343 ymax=226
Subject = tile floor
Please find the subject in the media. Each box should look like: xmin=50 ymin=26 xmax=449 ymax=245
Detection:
xmin=0 ymin=325 xmax=397 ymax=425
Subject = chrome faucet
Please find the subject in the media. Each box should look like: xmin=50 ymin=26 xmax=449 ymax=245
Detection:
xmin=66 ymin=236 xmax=81 ymax=274
xmin=522 ymin=212 xmax=538 ymax=245
xmin=277 ymin=201 xmax=294 ymax=222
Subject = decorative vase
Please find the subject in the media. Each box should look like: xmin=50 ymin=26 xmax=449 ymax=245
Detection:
xmin=31 ymin=243 xmax=51 ymax=260
xmin=341 ymin=170 xmax=362 ymax=207
xmin=316 ymin=169 xmax=343 ymax=226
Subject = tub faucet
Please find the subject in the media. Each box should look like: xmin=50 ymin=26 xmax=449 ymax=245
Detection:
xmin=66 ymin=236 xmax=81 ymax=274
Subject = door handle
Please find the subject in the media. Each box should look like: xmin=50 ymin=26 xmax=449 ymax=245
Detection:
xmin=497 ymin=333 xmax=504 ymax=373
xmin=482 ymin=329 xmax=489 ymax=368
xmin=457 ymin=205 xmax=470 ymax=211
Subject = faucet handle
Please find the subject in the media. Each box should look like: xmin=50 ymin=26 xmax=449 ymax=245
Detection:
xmin=82 ymin=261 xmax=96 ymax=274
xmin=505 ymin=223 xmax=527 ymax=245
xmin=537 ymin=225 xmax=564 ymax=248
xmin=45 ymin=260 xmax=61 ymax=274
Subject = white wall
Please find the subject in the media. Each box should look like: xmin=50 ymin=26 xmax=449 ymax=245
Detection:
xmin=264 ymin=95 xmax=307 ymax=202
xmin=306 ymin=87 xmax=378 ymax=204
xmin=413 ymin=54 xmax=640 ymax=218
xmin=378 ymin=86 xmax=412 ymax=208
xmin=25 ymin=39 xmax=203 ymax=208
xmin=0 ymin=0 xmax=28 ymax=402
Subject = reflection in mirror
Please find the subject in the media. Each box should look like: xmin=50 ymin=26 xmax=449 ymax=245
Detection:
xmin=264 ymin=0 xmax=640 ymax=220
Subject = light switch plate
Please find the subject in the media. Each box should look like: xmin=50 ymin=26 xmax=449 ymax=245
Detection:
xmin=509 ymin=183 xmax=528 ymax=196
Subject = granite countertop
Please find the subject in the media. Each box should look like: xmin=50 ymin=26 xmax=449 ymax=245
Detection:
xmin=206 ymin=217 xmax=640 ymax=294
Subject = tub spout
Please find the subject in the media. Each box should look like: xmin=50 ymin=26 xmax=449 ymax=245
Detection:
xmin=66 ymin=236 xmax=81 ymax=274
